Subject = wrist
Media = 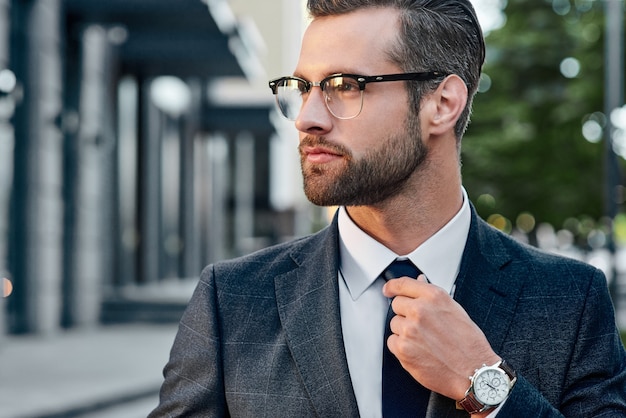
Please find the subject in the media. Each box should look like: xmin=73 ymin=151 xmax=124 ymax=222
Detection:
xmin=456 ymin=359 xmax=516 ymax=415
xmin=454 ymin=355 xmax=500 ymax=400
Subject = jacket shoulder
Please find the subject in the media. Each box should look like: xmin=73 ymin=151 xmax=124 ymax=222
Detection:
xmin=201 ymin=223 xmax=337 ymax=285
xmin=474 ymin=215 xmax=601 ymax=277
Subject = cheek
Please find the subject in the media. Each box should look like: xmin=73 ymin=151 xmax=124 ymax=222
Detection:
xmin=348 ymin=110 xmax=409 ymax=156
xmin=363 ymin=88 xmax=410 ymax=124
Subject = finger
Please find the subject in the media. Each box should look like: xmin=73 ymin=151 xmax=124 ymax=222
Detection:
xmin=383 ymin=275 xmax=429 ymax=298
xmin=386 ymin=332 xmax=400 ymax=356
xmin=387 ymin=316 xmax=421 ymax=361
xmin=388 ymin=307 xmax=411 ymax=335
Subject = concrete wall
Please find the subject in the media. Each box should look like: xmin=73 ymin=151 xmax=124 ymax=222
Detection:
xmin=228 ymin=0 xmax=306 ymax=79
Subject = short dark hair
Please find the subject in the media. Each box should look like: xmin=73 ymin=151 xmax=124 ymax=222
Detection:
xmin=307 ymin=0 xmax=485 ymax=140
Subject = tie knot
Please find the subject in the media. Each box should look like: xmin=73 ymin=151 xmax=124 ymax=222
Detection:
xmin=382 ymin=259 xmax=421 ymax=281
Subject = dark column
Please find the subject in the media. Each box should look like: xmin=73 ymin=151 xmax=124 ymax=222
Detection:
xmin=64 ymin=24 xmax=116 ymax=328
xmin=137 ymin=79 xmax=162 ymax=284
xmin=179 ymin=78 xmax=202 ymax=278
xmin=0 ymin=0 xmax=12 ymax=336
xmin=9 ymin=0 xmax=64 ymax=334
xmin=116 ymin=76 xmax=139 ymax=287
xmin=200 ymin=132 xmax=229 ymax=264
xmin=234 ymin=131 xmax=255 ymax=256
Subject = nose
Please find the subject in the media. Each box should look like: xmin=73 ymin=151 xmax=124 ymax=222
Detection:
xmin=294 ymin=87 xmax=333 ymax=135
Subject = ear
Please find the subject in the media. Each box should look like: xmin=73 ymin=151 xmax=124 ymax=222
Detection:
xmin=425 ymin=74 xmax=468 ymax=137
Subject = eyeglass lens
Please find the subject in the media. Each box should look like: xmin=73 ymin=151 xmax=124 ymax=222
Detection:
xmin=275 ymin=79 xmax=304 ymax=121
xmin=274 ymin=75 xmax=364 ymax=120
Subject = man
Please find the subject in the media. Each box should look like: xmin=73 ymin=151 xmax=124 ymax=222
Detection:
xmin=149 ymin=1 xmax=626 ymax=417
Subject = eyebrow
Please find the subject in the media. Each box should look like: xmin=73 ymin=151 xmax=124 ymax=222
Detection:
xmin=292 ymin=68 xmax=365 ymax=81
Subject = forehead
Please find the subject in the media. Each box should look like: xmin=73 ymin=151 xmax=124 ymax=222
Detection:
xmin=296 ymin=7 xmax=401 ymax=76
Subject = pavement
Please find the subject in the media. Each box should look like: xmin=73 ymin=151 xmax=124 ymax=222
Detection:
xmin=0 ymin=323 xmax=179 ymax=418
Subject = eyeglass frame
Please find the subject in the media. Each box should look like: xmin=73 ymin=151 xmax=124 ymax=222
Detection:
xmin=268 ymin=71 xmax=448 ymax=120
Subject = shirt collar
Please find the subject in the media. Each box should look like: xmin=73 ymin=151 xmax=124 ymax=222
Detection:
xmin=338 ymin=188 xmax=471 ymax=300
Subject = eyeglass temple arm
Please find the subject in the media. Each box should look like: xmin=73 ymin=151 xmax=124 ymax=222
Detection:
xmin=357 ymin=71 xmax=448 ymax=84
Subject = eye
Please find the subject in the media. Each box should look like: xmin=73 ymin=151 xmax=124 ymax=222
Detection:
xmin=281 ymin=78 xmax=309 ymax=95
xmin=326 ymin=76 xmax=361 ymax=95
xmin=296 ymin=80 xmax=310 ymax=94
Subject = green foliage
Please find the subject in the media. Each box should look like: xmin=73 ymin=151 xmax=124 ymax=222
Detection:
xmin=463 ymin=0 xmax=619 ymax=230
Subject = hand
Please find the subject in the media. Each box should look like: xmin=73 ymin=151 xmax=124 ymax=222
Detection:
xmin=382 ymin=275 xmax=500 ymax=402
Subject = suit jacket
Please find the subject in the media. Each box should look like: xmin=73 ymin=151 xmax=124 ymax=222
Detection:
xmin=150 ymin=208 xmax=626 ymax=417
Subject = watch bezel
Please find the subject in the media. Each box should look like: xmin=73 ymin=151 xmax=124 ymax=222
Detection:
xmin=472 ymin=364 xmax=512 ymax=406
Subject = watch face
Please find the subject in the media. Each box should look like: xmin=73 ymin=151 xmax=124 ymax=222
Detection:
xmin=473 ymin=368 xmax=511 ymax=406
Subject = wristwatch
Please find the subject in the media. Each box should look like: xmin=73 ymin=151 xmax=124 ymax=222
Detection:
xmin=456 ymin=359 xmax=517 ymax=414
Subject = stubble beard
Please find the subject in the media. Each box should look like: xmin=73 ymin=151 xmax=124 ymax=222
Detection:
xmin=300 ymin=116 xmax=427 ymax=206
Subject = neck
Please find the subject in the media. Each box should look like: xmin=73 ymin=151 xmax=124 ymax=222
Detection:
xmin=345 ymin=157 xmax=462 ymax=255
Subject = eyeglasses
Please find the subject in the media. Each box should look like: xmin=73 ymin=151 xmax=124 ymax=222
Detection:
xmin=268 ymin=71 xmax=447 ymax=121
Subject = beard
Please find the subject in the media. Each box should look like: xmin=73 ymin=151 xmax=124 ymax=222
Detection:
xmin=299 ymin=115 xmax=427 ymax=206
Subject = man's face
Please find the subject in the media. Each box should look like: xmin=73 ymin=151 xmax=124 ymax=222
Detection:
xmin=293 ymin=8 xmax=428 ymax=207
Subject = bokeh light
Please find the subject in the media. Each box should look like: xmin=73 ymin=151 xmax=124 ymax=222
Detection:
xmin=516 ymin=212 xmax=536 ymax=233
xmin=0 ymin=68 xmax=16 ymax=94
xmin=582 ymin=119 xmax=602 ymax=143
xmin=2 ymin=277 xmax=13 ymax=298
xmin=614 ymin=214 xmax=626 ymax=245
xmin=478 ymin=73 xmax=492 ymax=93
xmin=552 ymin=0 xmax=571 ymax=16
xmin=477 ymin=193 xmax=497 ymax=209
xmin=560 ymin=57 xmax=580 ymax=79
xmin=487 ymin=213 xmax=512 ymax=233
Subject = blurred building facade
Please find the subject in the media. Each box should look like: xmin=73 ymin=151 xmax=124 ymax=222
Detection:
xmin=0 ymin=0 xmax=311 ymax=336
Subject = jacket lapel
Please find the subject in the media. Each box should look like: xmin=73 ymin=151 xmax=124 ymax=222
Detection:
xmin=274 ymin=220 xmax=360 ymax=417
xmin=454 ymin=208 xmax=527 ymax=353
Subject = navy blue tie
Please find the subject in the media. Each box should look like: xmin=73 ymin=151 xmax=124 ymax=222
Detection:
xmin=381 ymin=259 xmax=430 ymax=417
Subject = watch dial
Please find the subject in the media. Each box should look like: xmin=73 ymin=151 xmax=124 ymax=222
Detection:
xmin=474 ymin=369 xmax=510 ymax=406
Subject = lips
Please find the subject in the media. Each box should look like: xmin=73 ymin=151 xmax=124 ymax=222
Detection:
xmin=300 ymin=145 xmax=343 ymax=164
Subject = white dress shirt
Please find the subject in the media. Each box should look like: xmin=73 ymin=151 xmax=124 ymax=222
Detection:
xmin=337 ymin=188 xmax=501 ymax=417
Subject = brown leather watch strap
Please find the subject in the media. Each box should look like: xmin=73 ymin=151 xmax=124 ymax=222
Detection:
xmin=500 ymin=359 xmax=517 ymax=381
xmin=456 ymin=392 xmax=485 ymax=414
